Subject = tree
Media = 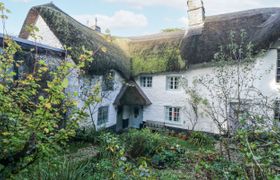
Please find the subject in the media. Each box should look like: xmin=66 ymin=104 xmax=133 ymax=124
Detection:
xmin=0 ymin=3 xmax=100 ymax=177
xmin=184 ymin=30 xmax=272 ymax=154
xmin=183 ymin=30 xmax=280 ymax=178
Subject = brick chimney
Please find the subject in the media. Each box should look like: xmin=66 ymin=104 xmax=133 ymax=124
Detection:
xmin=187 ymin=0 xmax=205 ymax=27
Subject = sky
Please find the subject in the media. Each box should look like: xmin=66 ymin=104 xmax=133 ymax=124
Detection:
xmin=2 ymin=0 xmax=280 ymax=37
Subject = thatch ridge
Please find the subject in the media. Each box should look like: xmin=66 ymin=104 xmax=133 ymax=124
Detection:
xmin=181 ymin=8 xmax=280 ymax=65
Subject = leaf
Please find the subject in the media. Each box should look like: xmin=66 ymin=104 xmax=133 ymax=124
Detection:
xmin=44 ymin=128 xmax=50 ymax=134
xmin=62 ymin=78 xmax=69 ymax=88
xmin=45 ymin=103 xmax=52 ymax=109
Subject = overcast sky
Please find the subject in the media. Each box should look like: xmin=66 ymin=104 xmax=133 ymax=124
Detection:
xmin=3 ymin=0 xmax=280 ymax=37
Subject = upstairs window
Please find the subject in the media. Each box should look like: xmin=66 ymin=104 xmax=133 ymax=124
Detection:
xmin=97 ymin=106 xmax=109 ymax=125
xmin=102 ymin=71 xmax=115 ymax=91
xmin=140 ymin=76 xmax=152 ymax=88
xmin=274 ymin=100 xmax=280 ymax=121
xmin=277 ymin=49 xmax=280 ymax=83
xmin=167 ymin=76 xmax=180 ymax=90
xmin=165 ymin=106 xmax=181 ymax=122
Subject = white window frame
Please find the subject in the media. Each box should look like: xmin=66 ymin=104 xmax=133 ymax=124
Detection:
xmin=97 ymin=106 xmax=109 ymax=125
xmin=165 ymin=106 xmax=181 ymax=123
xmin=166 ymin=76 xmax=181 ymax=90
xmin=140 ymin=76 xmax=153 ymax=88
xmin=276 ymin=49 xmax=280 ymax=83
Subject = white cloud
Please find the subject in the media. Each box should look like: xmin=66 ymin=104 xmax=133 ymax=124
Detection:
xmin=74 ymin=10 xmax=148 ymax=32
xmin=105 ymin=0 xmax=186 ymax=9
xmin=105 ymin=0 xmax=280 ymax=13
xmin=178 ymin=16 xmax=188 ymax=26
xmin=11 ymin=0 xmax=31 ymax=3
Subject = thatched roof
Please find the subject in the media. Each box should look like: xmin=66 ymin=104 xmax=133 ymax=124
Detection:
xmin=19 ymin=3 xmax=131 ymax=79
xmin=181 ymin=8 xmax=280 ymax=65
xmin=120 ymin=31 xmax=186 ymax=76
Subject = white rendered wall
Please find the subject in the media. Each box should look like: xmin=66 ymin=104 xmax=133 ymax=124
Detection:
xmin=28 ymin=15 xmax=63 ymax=49
xmin=136 ymin=48 xmax=279 ymax=134
xmin=68 ymin=70 xmax=124 ymax=130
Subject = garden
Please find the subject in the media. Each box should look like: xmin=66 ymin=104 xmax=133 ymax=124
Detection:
xmin=9 ymin=127 xmax=278 ymax=180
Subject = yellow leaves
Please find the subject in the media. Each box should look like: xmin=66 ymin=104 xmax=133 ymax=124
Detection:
xmin=44 ymin=128 xmax=50 ymax=134
xmin=45 ymin=103 xmax=52 ymax=109
xmin=101 ymin=46 xmax=107 ymax=53
xmin=26 ymin=74 xmax=34 ymax=81
xmin=1 ymin=132 xmax=10 ymax=136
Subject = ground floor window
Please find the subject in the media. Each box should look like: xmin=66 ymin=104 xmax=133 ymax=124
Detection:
xmin=165 ymin=106 xmax=181 ymax=122
xmin=98 ymin=106 xmax=109 ymax=125
xmin=274 ymin=100 xmax=280 ymax=121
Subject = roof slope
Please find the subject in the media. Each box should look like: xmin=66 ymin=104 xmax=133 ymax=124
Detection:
xmin=121 ymin=31 xmax=186 ymax=76
xmin=181 ymin=8 xmax=280 ymax=65
xmin=19 ymin=3 xmax=131 ymax=78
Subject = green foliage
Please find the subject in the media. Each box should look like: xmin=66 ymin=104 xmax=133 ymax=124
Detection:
xmin=131 ymin=47 xmax=185 ymax=76
xmin=124 ymin=129 xmax=166 ymax=158
xmin=161 ymin=28 xmax=183 ymax=33
xmin=74 ymin=127 xmax=100 ymax=144
xmin=188 ymin=131 xmax=215 ymax=147
xmin=0 ymin=5 xmax=100 ymax=176
xmin=15 ymin=157 xmax=92 ymax=180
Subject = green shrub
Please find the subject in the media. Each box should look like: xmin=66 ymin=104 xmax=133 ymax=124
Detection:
xmin=188 ymin=131 xmax=215 ymax=147
xmin=74 ymin=127 xmax=100 ymax=144
xmin=123 ymin=129 xmax=167 ymax=158
xmin=15 ymin=157 xmax=93 ymax=180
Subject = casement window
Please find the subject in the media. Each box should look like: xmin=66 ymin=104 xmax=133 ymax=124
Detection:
xmin=102 ymin=71 xmax=115 ymax=91
xmin=97 ymin=106 xmax=109 ymax=125
xmin=277 ymin=49 xmax=280 ymax=83
xmin=166 ymin=76 xmax=180 ymax=90
xmin=140 ymin=76 xmax=153 ymax=88
xmin=274 ymin=100 xmax=280 ymax=121
xmin=165 ymin=106 xmax=181 ymax=122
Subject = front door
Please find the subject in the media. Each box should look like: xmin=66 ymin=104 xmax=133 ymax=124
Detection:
xmin=130 ymin=106 xmax=143 ymax=128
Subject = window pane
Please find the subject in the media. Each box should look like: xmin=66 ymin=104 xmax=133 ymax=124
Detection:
xmin=274 ymin=101 xmax=280 ymax=121
xmin=98 ymin=106 xmax=109 ymax=125
xmin=141 ymin=76 xmax=152 ymax=87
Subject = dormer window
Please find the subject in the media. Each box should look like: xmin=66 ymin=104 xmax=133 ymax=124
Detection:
xmin=140 ymin=76 xmax=152 ymax=88
xmin=277 ymin=49 xmax=280 ymax=83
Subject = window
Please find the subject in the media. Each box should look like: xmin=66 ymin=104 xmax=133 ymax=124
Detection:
xmin=277 ymin=49 xmax=280 ymax=83
xmin=229 ymin=101 xmax=249 ymax=131
xmin=167 ymin=76 xmax=180 ymax=90
xmin=140 ymin=76 xmax=152 ymax=88
xmin=97 ymin=106 xmax=109 ymax=125
xmin=274 ymin=100 xmax=280 ymax=121
xmin=165 ymin=106 xmax=181 ymax=122
xmin=102 ymin=71 xmax=115 ymax=91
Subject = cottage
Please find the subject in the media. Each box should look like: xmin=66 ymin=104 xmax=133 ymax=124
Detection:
xmin=18 ymin=0 xmax=280 ymax=134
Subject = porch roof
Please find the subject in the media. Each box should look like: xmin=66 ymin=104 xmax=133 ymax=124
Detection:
xmin=114 ymin=81 xmax=151 ymax=106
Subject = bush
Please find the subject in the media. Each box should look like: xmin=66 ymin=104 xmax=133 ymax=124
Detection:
xmin=123 ymin=129 xmax=167 ymax=158
xmin=188 ymin=131 xmax=215 ymax=147
xmin=15 ymin=157 xmax=93 ymax=180
xmin=74 ymin=127 xmax=100 ymax=144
